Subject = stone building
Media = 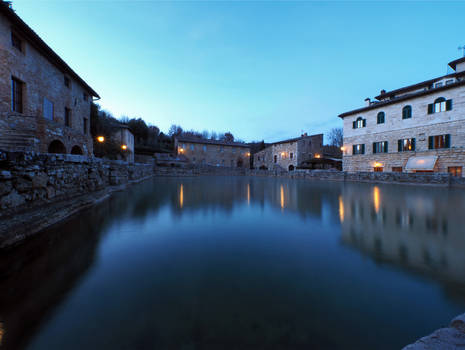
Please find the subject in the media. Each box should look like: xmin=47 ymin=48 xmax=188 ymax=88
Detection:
xmin=0 ymin=1 xmax=99 ymax=155
xmin=112 ymin=125 xmax=135 ymax=163
xmin=253 ymin=133 xmax=323 ymax=171
xmin=339 ymin=57 xmax=465 ymax=176
xmin=174 ymin=137 xmax=251 ymax=168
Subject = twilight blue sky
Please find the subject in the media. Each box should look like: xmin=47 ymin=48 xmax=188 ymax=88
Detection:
xmin=11 ymin=0 xmax=465 ymax=142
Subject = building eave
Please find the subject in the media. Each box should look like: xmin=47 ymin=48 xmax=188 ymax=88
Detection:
xmin=0 ymin=2 xmax=100 ymax=98
xmin=175 ymin=137 xmax=250 ymax=148
xmin=338 ymin=80 xmax=465 ymax=118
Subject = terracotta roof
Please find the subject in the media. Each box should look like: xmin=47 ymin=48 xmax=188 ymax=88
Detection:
xmin=339 ymin=78 xmax=465 ymax=118
xmin=0 ymin=1 xmax=99 ymax=98
xmin=175 ymin=137 xmax=250 ymax=148
xmin=272 ymin=134 xmax=322 ymax=146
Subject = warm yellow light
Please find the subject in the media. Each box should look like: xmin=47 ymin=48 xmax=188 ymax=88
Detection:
xmin=340 ymin=146 xmax=345 ymax=151
xmin=121 ymin=144 xmax=127 ymax=150
xmin=374 ymin=162 xmax=383 ymax=167
xmin=179 ymin=184 xmax=184 ymax=208
xmin=179 ymin=147 xmax=184 ymax=153
xmin=315 ymin=154 xmax=321 ymax=158
xmin=281 ymin=152 xmax=286 ymax=157
xmin=247 ymin=183 xmax=250 ymax=205
xmin=97 ymin=136 xmax=105 ymax=143
xmin=373 ymin=186 xmax=380 ymax=214
xmin=246 ymin=152 xmax=251 ymax=157
xmin=280 ymin=185 xmax=284 ymax=210
xmin=338 ymin=195 xmax=344 ymax=223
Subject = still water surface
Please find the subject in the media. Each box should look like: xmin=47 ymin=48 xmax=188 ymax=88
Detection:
xmin=1 ymin=176 xmax=465 ymax=349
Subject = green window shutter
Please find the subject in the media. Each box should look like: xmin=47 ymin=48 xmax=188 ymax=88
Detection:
xmin=363 ymin=119 xmax=366 ymax=127
xmin=445 ymin=134 xmax=451 ymax=148
xmin=373 ymin=142 xmax=376 ymax=154
xmin=402 ymin=108 xmax=406 ymax=119
xmin=412 ymin=138 xmax=416 ymax=151
xmin=427 ymin=104 xmax=434 ymax=114
xmin=428 ymin=136 xmax=433 ymax=149
xmin=361 ymin=144 xmax=365 ymax=154
xmin=398 ymin=140 xmax=402 ymax=152
xmin=352 ymin=145 xmax=356 ymax=154
xmin=446 ymin=99 xmax=453 ymax=111
xmin=353 ymin=121 xmax=356 ymax=129
xmin=385 ymin=141 xmax=388 ymax=153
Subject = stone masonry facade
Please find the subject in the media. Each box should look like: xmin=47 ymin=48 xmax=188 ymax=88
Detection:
xmin=340 ymin=57 xmax=465 ymax=176
xmin=0 ymin=3 xmax=99 ymax=156
xmin=174 ymin=138 xmax=251 ymax=168
xmin=254 ymin=134 xmax=323 ymax=171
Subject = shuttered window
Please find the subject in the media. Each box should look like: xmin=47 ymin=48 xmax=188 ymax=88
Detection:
xmin=11 ymin=77 xmax=23 ymax=113
xmin=377 ymin=112 xmax=385 ymax=124
xmin=373 ymin=141 xmax=388 ymax=154
xmin=398 ymin=138 xmax=415 ymax=152
xmin=353 ymin=117 xmax=366 ymax=129
xmin=428 ymin=98 xmax=452 ymax=114
xmin=428 ymin=134 xmax=451 ymax=149
xmin=402 ymin=105 xmax=412 ymax=119
xmin=353 ymin=144 xmax=365 ymax=155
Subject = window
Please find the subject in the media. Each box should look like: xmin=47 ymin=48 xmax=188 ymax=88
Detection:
xmin=83 ymin=118 xmax=88 ymax=134
xmin=373 ymin=141 xmax=388 ymax=154
xmin=398 ymin=138 xmax=415 ymax=152
xmin=352 ymin=144 xmax=365 ymax=155
xmin=428 ymin=97 xmax=452 ymax=114
xmin=190 ymin=144 xmax=194 ymax=151
xmin=11 ymin=32 xmax=22 ymax=52
xmin=220 ymin=146 xmax=224 ymax=152
xmin=290 ymin=152 xmax=293 ymax=159
xmin=11 ymin=77 xmax=23 ymax=113
xmin=434 ymin=82 xmax=443 ymax=88
xmin=374 ymin=167 xmax=383 ymax=172
xmin=353 ymin=117 xmax=366 ymax=129
xmin=64 ymin=76 xmax=70 ymax=88
xmin=392 ymin=167 xmax=403 ymax=172
xmin=377 ymin=112 xmax=385 ymax=124
xmin=65 ymin=107 xmax=71 ymax=127
xmin=448 ymin=167 xmax=462 ymax=177
xmin=446 ymin=79 xmax=454 ymax=85
xmin=428 ymin=134 xmax=450 ymax=149
xmin=274 ymin=155 xmax=277 ymax=163
xmin=202 ymin=145 xmax=207 ymax=152
xmin=257 ymin=156 xmax=261 ymax=161
xmin=83 ymin=93 xmax=88 ymax=101
xmin=402 ymin=105 xmax=412 ymax=119
xmin=43 ymin=97 xmax=54 ymax=120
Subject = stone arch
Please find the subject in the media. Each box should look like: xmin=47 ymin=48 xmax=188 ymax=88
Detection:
xmin=70 ymin=145 xmax=83 ymax=155
xmin=288 ymin=165 xmax=295 ymax=171
xmin=48 ymin=140 xmax=66 ymax=154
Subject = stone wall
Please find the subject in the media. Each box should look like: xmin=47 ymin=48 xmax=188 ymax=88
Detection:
xmin=0 ymin=151 xmax=153 ymax=215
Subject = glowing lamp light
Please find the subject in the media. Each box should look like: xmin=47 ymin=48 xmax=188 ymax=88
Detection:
xmin=340 ymin=146 xmax=345 ymax=151
xmin=281 ymin=152 xmax=286 ymax=157
xmin=315 ymin=154 xmax=321 ymax=159
xmin=97 ymin=136 xmax=105 ymax=143
xmin=374 ymin=162 xmax=383 ymax=167
xmin=246 ymin=152 xmax=251 ymax=157
xmin=179 ymin=148 xmax=184 ymax=153
xmin=121 ymin=144 xmax=127 ymax=151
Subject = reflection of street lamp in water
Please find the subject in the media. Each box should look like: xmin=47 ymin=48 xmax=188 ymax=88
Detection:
xmin=179 ymin=184 xmax=184 ymax=208
xmin=280 ymin=185 xmax=284 ymax=210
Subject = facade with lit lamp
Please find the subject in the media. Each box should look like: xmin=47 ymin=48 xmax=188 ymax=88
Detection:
xmin=339 ymin=57 xmax=465 ymax=177
xmin=253 ymin=133 xmax=323 ymax=171
xmin=174 ymin=137 xmax=251 ymax=168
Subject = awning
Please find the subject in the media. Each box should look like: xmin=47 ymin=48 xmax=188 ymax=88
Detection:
xmin=405 ymin=156 xmax=438 ymax=171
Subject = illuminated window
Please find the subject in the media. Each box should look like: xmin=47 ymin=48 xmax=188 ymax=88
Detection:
xmin=448 ymin=167 xmax=462 ymax=177
xmin=398 ymin=138 xmax=415 ymax=152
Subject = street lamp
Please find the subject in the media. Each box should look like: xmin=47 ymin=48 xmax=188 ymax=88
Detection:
xmin=97 ymin=136 xmax=105 ymax=143
xmin=121 ymin=144 xmax=127 ymax=151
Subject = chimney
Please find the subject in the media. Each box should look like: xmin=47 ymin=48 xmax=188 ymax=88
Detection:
xmin=380 ymin=89 xmax=386 ymax=95
xmin=364 ymin=98 xmax=371 ymax=106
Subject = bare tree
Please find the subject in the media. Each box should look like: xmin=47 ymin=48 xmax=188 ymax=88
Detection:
xmin=328 ymin=127 xmax=343 ymax=147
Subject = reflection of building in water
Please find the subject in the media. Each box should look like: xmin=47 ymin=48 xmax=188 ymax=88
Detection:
xmin=340 ymin=184 xmax=465 ymax=288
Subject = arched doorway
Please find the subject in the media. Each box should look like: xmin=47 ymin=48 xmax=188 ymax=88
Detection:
xmin=71 ymin=145 xmax=83 ymax=155
xmin=259 ymin=165 xmax=268 ymax=170
xmin=48 ymin=140 xmax=66 ymax=154
xmin=288 ymin=165 xmax=295 ymax=171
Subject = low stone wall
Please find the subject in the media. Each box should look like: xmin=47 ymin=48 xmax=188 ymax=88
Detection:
xmin=403 ymin=313 xmax=465 ymax=349
xmin=0 ymin=151 xmax=153 ymax=215
xmin=154 ymin=165 xmax=248 ymax=177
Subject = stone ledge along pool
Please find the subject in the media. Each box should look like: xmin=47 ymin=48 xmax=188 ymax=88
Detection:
xmin=0 ymin=176 xmax=464 ymax=350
